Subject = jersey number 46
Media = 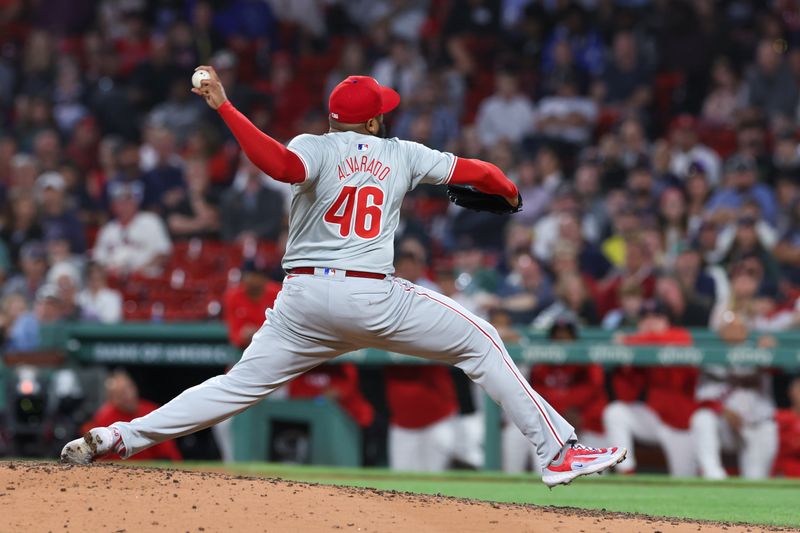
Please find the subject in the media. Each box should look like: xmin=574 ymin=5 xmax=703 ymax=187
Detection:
xmin=324 ymin=185 xmax=384 ymax=239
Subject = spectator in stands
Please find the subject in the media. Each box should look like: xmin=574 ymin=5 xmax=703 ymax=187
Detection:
xmin=0 ymin=292 xmax=33 ymax=352
xmin=392 ymin=78 xmax=460 ymax=151
xmin=532 ymin=183 xmax=580 ymax=263
xmin=263 ymin=52 xmax=316 ymax=141
xmin=655 ymin=275 xmax=712 ymax=327
xmin=52 ymin=57 xmax=88 ymax=135
xmin=222 ymin=260 xmax=282 ymax=348
xmin=220 ymin=156 xmax=285 ymax=242
xmin=77 ymin=261 xmax=122 ymax=324
xmin=533 ymin=272 xmax=598 ymax=329
xmin=668 ymin=114 xmax=722 ymax=187
xmin=747 ymin=39 xmax=799 ymax=124
xmin=0 ymin=240 xmax=9 ymax=285
xmin=685 ymin=162 xmax=713 ymax=227
xmin=772 ymin=130 xmax=800 ymax=179
xmin=130 ymin=34 xmax=181 ymax=111
xmin=659 ymin=187 xmax=690 ymax=264
xmin=8 ymin=153 xmax=39 ymax=193
xmin=80 ymin=370 xmax=182 ymax=461
xmin=539 ymin=38 xmax=588 ymax=97
xmin=542 ymin=4 xmax=605 ymax=78
xmin=209 ymin=50 xmax=256 ymax=117
xmin=553 ymin=213 xmax=612 ymax=282
xmin=702 ymin=57 xmax=747 ymax=127
xmin=44 ymin=225 xmax=84 ymax=279
xmin=707 ymin=155 xmax=778 ymax=227
xmin=775 ymin=198 xmax=800 ymax=284
xmin=710 ymin=259 xmax=791 ymax=332
xmin=510 ymin=158 xmax=545 ymax=226
xmin=626 ymin=160 xmax=658 ymax=214
xmin=147 ymin=79 xmax=205 ymax=144
xmin=1 ymin=191 xmax=42 ymax=266
xmin=517 ymin=147 xmax=565 ymax=226
xmin=2 ymin=241 xmax=48 ymax=303
xmin=734 ymin=117 xmax=771 ymax=171
xmin=451 ymin=237 xmax=499 ymax=297
xmin=618 ymin=119 xmax=650 ymax=171
xmin=92 ymin=181 xmax=172 ymax=277
xmin=600 ymin=205 xmax=639 ymax=268
xmin=600 ymin=236 xmax=657 ymax=316
xmin=720 ymin=215 xmax=781 ymax=281
xmin=673 ymin=245 xmax=719 ymax=307
xmin=602 ymin=281 xmax=644 ymax=330
xmin=1 ymin=284 xmax=63 ymax=352
xmin=532 ymin=74 xmax=598 ymax=148
xmin=774 ymin=377 xmax=800 ymax=477
xmin=691 ymin=314 xmax=778 ymax=479
xmin=165 ymin=157 xmax=220 ymax=240
xmin=495 ymin=252 xmax=554 ymax=325
xmin=140 ymin=126 xmax=185 ymax=211
xmin=475 ymin=70 xmax=535 ymax=148
xmin=36 ymin=171 xmax=85 ymax=254
xmin=371 ymin=38 xmax=426 ymax=100
xmin=603 ymin=300 xmax=698 ymax=476
xmin=32 ymin=129 xmax=62 ymax=173
xmin=591 ymin=31 xmax=653 ymax=114
xmin=103 ymin=141 xmax=144 ymax=206
xmin=503 ymin=318 xmax=607 ymax=473
xmin=48 ymin=261 xmax=82 ymax=321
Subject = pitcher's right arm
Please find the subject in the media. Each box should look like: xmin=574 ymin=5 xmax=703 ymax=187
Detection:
xmin=192 ymin=66 xmax=306 ymax=185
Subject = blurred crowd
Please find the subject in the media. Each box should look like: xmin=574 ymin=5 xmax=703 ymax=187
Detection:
xmin=1 ymin=0 xmax=800 ymax=475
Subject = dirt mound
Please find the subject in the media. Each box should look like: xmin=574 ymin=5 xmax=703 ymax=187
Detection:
xmin=0 ymin=461 xmax=783 ymax=533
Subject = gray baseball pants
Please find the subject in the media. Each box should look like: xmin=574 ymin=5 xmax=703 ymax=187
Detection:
xmin=112 ymin=273 xmax=576 ymax=469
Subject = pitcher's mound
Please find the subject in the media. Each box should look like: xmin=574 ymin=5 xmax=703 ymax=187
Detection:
xmin=0 ymin=462 xmax=773 ymax=532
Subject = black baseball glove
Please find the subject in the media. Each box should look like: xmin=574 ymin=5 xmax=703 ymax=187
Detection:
xmin=446 ymin=185 xmax=523 ymax=215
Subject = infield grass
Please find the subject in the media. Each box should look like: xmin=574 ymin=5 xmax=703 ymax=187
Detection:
xmin=148 ymin=462 xmax=800 ymax=528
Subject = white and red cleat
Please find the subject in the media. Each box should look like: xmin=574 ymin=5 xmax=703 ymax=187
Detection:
xmin=60 ymin=427 xmax=126 ymax=464
xmin=541 ymin=443 xmax=627 ymax=488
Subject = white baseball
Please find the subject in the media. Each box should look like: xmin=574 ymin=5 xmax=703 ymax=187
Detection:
xmin=192 ymin=70 xmax=211 ymax=89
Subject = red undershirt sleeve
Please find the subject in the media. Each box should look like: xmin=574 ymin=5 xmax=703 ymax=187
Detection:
xmin=448 ymin=157 xmax=519 ymax=198
xmin=217 ymin=100 xmax=306 ymax=184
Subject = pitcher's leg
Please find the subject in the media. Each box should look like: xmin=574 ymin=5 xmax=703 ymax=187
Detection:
xmin=375 ymin=280 xmax=575 ymax=470
xmin=112 ymin=322 xmax=343 ymax=458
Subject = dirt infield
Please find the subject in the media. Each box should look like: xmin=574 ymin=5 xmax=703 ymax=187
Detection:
xmin=0 ymin=462 xmax=785 ymax=533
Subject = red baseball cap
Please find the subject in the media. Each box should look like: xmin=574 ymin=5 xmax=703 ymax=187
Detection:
xmin=328 ymin=76 xmax=401 ymax=124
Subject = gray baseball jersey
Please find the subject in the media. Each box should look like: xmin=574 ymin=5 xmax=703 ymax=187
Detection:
xmin=283 ymin=132 xmax=456 ymax=273
xmin=108 ymin=130 xmax=576 ymax=471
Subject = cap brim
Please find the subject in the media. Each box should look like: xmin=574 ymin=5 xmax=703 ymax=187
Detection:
xmin=379 ymin=86 xmax=401 ymax=116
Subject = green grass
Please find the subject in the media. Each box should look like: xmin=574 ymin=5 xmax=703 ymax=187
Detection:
xmin=137 ymin=462 xmax=800 ymax=528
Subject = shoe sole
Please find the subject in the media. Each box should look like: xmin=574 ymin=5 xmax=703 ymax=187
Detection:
xmin=60 ymin=432 xmax=100 ymax=465
xmin=541 ymin=448 xmax=628 ymax=488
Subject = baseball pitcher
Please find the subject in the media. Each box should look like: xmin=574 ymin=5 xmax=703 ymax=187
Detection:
xmin=61 ymin=70 xmax=626 ymax=487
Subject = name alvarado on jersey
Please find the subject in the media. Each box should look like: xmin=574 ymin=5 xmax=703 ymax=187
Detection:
xmin=337 ymin=154 xmax=391 ymax=181
xmin=282 ymin=132 xmax=455 ymax=273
